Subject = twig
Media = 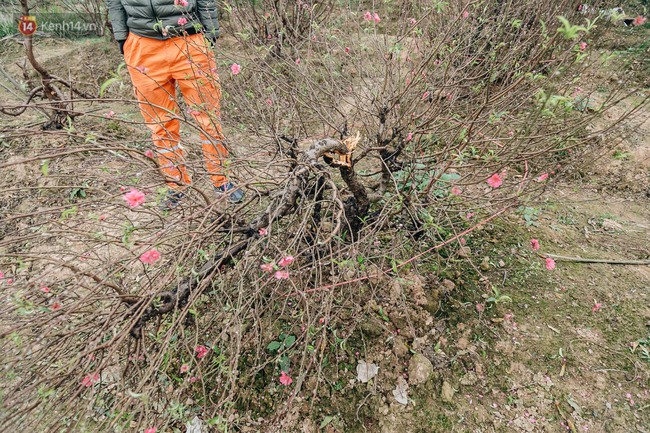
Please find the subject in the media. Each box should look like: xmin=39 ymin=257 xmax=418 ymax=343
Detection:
xmin=554 ymin=400 xmax=578 ymax=433
xmin=545 ymin=254 xmax=650 ymax=265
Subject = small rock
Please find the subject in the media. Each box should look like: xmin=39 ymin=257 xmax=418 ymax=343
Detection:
xmin=392 ymin=337 xmax=409 ymax=359
xmin=441 ymin=279 xmax=455 ymax=293
xmin=460 ymin=371 xmax=478 ymax=386
xmin=186 ymin=416 xmax=204 ymax=433
xmin=480 ymin=257 xmax=490 ymax=271
xmin=389 ymin=279 xmax=403 ymax=303
xmin=456 ymin=337 xmax=469 ymax=350
xmin=421 ymin=289 xmax=441 ymax=315
xmin=601 ymin=218 xmax=622 ymax=231
xmin=360 ymin=316 xmax=384 ymax=338
xmin=301 ymin=418 xmax=317 ymax=433
xmin=408 ymin=353 xmax=434 ymax=385
xmin=458 ymin=246 xmax=471 ymax=258
xmin=441 ymin=381 xmax=455 ymax=403
xmin=366 ymin=264 xmax=386 ymax=284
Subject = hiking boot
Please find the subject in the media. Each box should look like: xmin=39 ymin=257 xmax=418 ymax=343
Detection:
xmin=215 ymin=182 xmax=245 ymax=203
xmin=159 ymin=190 xmax=185 ymax=210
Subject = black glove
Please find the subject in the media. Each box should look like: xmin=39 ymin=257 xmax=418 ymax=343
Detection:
xmin=118 ymin=39 xmax=126 ymax=54
xmin=206 ymin=34 xmax=218 ymax=48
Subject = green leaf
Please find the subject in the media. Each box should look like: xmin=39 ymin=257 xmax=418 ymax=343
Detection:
xmin=566 ymin=395 xmax=582 ymax=415
xmin=60 ymin=206 xmax=78 ymax=220
xmin=320 ymin=416 xmax=335 ymax=428
xmin=284 ymin=335 xmax=296 ymax=348
xmin=279 ymin=355 xmax=290 ymax=372
xmin=439 ymin=173 xmax=461 ymax=182
xmin=267 ymin=341 xmax=281 ymax=351
xmin=99 ymin=77 xmax=120 ymax=97
xmin=40 ymin=159 xmax=49 ymax=176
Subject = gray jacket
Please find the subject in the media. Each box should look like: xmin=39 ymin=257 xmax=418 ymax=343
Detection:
xmin=107 ymin=0 xmax=219 ymax=42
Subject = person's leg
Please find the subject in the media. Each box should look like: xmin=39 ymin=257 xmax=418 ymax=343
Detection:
xmin=124 ymin=33 xmax=191 ymax=189
xmin=171 ymin=34 xmax=228 ymax=188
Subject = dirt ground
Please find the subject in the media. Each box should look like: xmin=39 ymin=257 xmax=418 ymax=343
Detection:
xmin=1 ymin=25 xmax=649 ymax=433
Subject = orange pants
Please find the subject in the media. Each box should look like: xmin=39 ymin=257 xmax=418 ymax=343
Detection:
xmin=123 ymin=32 xmax=228 ymax=189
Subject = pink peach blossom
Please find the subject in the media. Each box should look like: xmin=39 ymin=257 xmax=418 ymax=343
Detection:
xmin=279 ymin=371 xmax=293 ymax=386
xmin=275 ymin=270 xmax=290 ymax=280
xmin=81 ymin=373 xmax=100 ymax=387
xmin=195 ymin=345 xmax=209 ymax=359
xmin=278 ymin=256 xmax=294 ymax=267
xmin=545 ymin=257 xmax=556 ymax=270
xmin=123 ymin=188 xmax=145 ymax=208
xmin=364 ymin=11 xmax=372 ymax=21
xmin=140 ymin=249 xmax=161 ymax=265
xmin=530 ymin=239 xmax=540 ymax=251
xmin=230 ymin=63 xmax=241 ymax=75
xmin=260 ymin=263 xmax=274 ymax=272
xmin=487 ymin=173 xmax=503 ymax=188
